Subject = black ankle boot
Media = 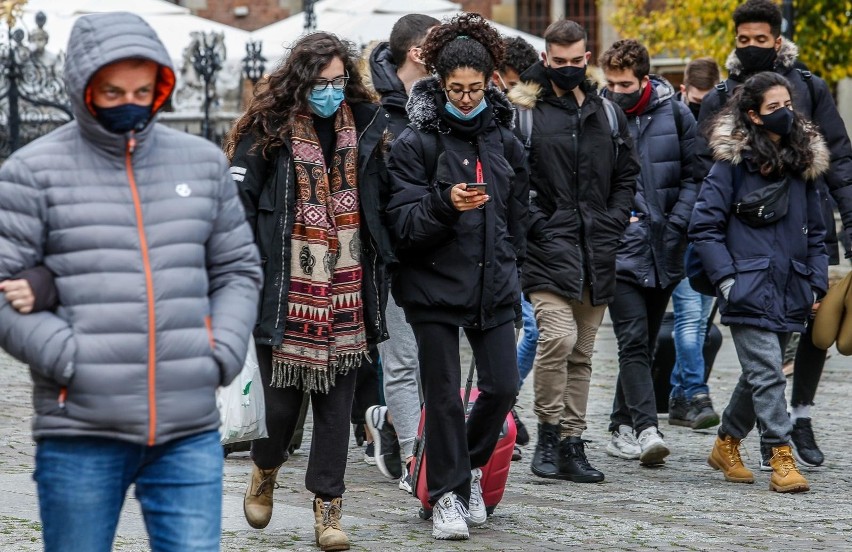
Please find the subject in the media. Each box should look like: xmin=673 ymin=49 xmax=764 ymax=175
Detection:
xmin=512 ymin=408 xmax=530 ymax=446
xmin=530 ymin=422 xmax=560 ymax=478
xmin=558 ymin=436 xmax=605 ymax=483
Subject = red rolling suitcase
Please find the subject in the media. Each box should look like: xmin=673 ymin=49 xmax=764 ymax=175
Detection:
xmin=409 ymin=357 xmax=517 ymax=520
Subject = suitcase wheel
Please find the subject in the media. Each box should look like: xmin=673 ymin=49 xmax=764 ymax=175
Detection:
xmin=418 ymin=507 xmax=432 ymax=520
xmin=486 ymin=505 xmax=495 ymax=517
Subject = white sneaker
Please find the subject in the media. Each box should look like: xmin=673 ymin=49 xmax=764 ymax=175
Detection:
xmin=606 ymin=425 xmax=641 ymax=459
xmin=398 ymin=471 xmax=412 ymax=494
xmin=637 ymin=426 xmax=670 ymax=466
xmin=432 ymin=492 xmax=469 ymax=540
xmin=464 ymin=468 xmax=487 ymax=527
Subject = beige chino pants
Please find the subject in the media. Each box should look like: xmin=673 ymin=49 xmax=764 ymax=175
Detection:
xmin=529 ymin=288 xmax=607 ymax=437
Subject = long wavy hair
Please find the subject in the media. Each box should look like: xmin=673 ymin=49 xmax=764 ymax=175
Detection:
xmin=719 ymin=71 xmax=816 ymax=178
xmin=224 ymin=32 xmax=376 ymax=160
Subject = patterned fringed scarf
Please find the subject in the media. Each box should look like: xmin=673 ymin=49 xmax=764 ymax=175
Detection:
xmin=271 ymin=103 xmax=366 ymax=393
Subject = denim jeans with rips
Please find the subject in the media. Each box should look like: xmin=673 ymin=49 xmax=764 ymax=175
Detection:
xmin=34 ymin=429 xmax=222 ymax=552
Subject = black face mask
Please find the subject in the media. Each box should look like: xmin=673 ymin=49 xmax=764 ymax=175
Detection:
xmin=546 ymin=64 xmax=586 ymax=92
xmin=735 ymin=45 xmax=778 ymax=74
xmin=688 ymin=101 xmax=702 ymax=119
xmin=760 ymin=107 xmax=794 ymax=136
xmin=94 ymin=103 xmax=152 ymax=134
xmin=610 ymin=88 xmax=643 ymax=112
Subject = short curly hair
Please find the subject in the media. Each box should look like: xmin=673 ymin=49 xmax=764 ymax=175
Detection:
xmin=598 ymin=39 xmax=650 ymax=81
xmin=733 ymin=0 xmax=783 ymax=37
xmin=500 ymin=36 xmax=539 ymax=75
xmin=420 ymin=13 xmax=505 ymax=80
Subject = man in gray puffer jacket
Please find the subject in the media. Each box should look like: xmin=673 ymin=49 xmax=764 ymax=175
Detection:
xmin=0 ymin=13 xmax=261 ymax=551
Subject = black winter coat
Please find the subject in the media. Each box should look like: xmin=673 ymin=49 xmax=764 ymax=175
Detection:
xmin=695 ymin=39 xmax=852 ymax=264
xmin=689 ymin=113 xmax=830 ymax=333
xmin=231 ymin=102 xmax=394 ymax=346
xmin=601 ymin=76 xmax=697 ymax=289
xmin=509 ymin=62 xmax=639 ymax=305
xmin=385 ymin=77 xmax=529 ymax=329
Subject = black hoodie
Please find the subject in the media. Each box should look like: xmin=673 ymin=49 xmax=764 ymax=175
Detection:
xmin=369 ymin=42 xmax=410 ymax=141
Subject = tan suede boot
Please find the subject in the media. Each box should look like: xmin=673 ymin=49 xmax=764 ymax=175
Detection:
xmin=769 ymin=445 xmax=810 ymax=493
xmin=707 ymin=435 xmax=754 ymax=483
xmin=243 ymin=464 xmax=281 ymax=529
xmin=313 ymin=497 xmax=350 ymax=551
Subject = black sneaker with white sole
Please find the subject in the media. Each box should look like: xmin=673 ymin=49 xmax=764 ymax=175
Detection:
xmin=759 ymin=441 xmax=772 ymax=471
xmin=791 ymin=418 xmax=824 ymax=467
xmin=365 ymin=405 xmax=402 ymax=479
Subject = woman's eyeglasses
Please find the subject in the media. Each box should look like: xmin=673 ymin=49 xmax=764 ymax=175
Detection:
xmin=313 ymin=72 xmax=349 ymax=91
xmin=445 ymin=88 xmax=486 ymax=102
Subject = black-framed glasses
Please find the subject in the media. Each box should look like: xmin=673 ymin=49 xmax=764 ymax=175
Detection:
xmin=445 ymin=87 xmax=486 ymax=102
xmin=312 ymin=71 xmax=349 ymax=91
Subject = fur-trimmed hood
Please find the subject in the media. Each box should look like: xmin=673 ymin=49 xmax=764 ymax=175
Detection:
xmin=406 ymin=76 xmax=515 ymax=133
xmin=508 ymin=61 xmax=606 ymax=109
xmin=708 ymin=111 xmax=830 ymax=181
xmin=725 ymin=38 xmax=800 ymax=78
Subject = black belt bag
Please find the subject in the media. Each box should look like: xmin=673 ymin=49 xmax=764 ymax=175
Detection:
xmin=734 ymin=178 xmax=790 ymax=227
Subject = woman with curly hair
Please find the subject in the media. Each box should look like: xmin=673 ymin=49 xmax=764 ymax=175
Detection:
xmin=225 ymin=32 xmax=392 ymax=550
xmin=385 ymin=13 xmax=528 ymax=539
xmin=690 ymin=71 xmax=829 ymax=494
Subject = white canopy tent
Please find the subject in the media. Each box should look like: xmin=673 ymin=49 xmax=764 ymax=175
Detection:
xmin=21 ymin=0 xmax=252 ymax=64
xmin=251 ymin=0 xmax=546 ymax=65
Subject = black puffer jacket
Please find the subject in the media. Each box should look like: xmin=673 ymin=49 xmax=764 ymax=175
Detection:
xmin=386 ymin=77 xmax=529 ymax=329
xmin=695 ymin=39 xmax=852 ymax=264
xmin=601 ymin=76 xmax=697 ymax=289
xmin=509 ymin=62 xmax=639 ymax=305
xmin=369 ymin=42 xmax=410 ymax=142
xmin=231 ymin=102 xmax=393 ymax=346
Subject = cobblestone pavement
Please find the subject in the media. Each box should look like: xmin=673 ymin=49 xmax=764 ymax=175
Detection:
xmin=1 ymin=310 xmax=851 ymax=551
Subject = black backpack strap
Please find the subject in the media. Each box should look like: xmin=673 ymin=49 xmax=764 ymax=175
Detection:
xmin=670 ymin=99 xmax=683 ymax=139
xmin=715 ymin=81 xmax=729 ymax=106
xmin=796 ymin=68 xmax=818 ymax=116
xmin=601 ymin=97 xmax=621 ymax=161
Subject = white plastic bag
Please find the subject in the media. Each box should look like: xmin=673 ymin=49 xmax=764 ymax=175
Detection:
xmin=218 ymin=341 xmax=268 ymax=445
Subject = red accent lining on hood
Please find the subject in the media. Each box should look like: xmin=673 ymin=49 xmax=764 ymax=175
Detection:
xmin=84 ymin=63 xmax=176 ymax=117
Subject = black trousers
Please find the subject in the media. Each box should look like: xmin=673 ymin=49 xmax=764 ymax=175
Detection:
xmin=351 ymin=342 xmax=381 ymax=427
xmin=609 ymin=281 xmax=676 ymax=434
xmin=791 ymin=317 xmax=827 ymax=407
xmin=250 ymin=344 xmax=357 ymax=500
xmin=411 ymin=320 xmax=518 ymax=505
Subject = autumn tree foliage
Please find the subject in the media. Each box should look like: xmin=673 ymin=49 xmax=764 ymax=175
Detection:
xmin=609 ymin=0 xmax=852 ymax=86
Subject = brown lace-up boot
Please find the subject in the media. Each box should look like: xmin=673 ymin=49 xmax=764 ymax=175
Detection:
xmin=707 ymin=435 xmax=754 ymax=483
xmin=243 ymin=464 xmax=281 ymax=529
xmin=313 ymin=497 xmax=350 ymax=551
xmin=769 ymin=445 xmax=810 ymax=493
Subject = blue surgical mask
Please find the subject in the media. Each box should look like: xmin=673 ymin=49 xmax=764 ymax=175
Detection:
xmin=93 ymin=103 xmax=152 ymax=134
xmin=444 ymin=96 xmax=488 ymax=121
xmin=308 ymin=87 xmax=345 ymax=118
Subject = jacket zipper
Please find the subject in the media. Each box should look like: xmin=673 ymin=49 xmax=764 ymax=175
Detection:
xmin=126 ymin=133 xmax=158 ymax=446
xmin=274 ymin=160 xmax=291 ymax=329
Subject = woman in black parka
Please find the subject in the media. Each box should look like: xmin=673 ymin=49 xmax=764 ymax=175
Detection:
xmin=690 ymin=72 xmax=828 ymax=495
xmin=225 ymin=32 xmax=392 ymax=550
xmin=385 ymin=14 xmax=528 ymax=541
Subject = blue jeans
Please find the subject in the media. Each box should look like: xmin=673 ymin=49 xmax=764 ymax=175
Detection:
xmin=670 ymin=279 xmax=713 ymax=400
xmin=34 ymin=430 xmax=223 ymax=552
xmin=516 ymin=294 xmax=538 ymax=389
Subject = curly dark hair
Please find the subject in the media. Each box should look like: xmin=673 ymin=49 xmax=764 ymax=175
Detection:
xmin=420 ymin=12 xmax=504 ymax=80
xmin=733 ymin=0 xmax=783 ymax=37
xmin=598 ymin=39 xmax=650 ymax=81
xmin=500 ymin=36 xmax=538 ymax=75
xmin=722 ymin=72 xmax=816 ymax=178
xmin=224 ymin=32 xmax=376 ymax=160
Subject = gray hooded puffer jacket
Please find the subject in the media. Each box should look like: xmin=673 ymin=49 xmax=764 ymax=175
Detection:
xmin=0 ymin=12 xmax=262 ymax=445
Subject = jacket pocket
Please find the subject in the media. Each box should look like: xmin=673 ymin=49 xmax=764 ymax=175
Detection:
xmin=725 ymin=256 xmax=771 ymax=316
xmin=787 ymin=259 xmax=812 ymax=320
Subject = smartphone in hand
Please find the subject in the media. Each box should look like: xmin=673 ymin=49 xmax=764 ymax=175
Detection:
xmin=466 ymin=182 xmax=488 ymax=194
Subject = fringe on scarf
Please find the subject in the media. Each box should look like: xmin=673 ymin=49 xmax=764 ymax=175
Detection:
xmin=269 ymin=351 xmax=366 ymax=393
